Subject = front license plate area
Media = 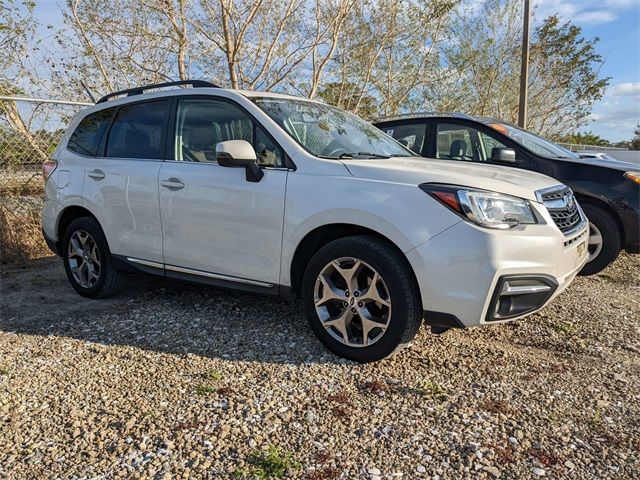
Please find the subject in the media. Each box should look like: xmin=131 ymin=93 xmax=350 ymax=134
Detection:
xmin=577 ymin=241 xmax=586 ymax=262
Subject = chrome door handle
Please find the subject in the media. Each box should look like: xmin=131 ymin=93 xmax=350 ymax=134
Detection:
xmin=87 ymin=169 xmax=105 ymax=180
xmin=161 ymin=178 xmax=185 ymax=190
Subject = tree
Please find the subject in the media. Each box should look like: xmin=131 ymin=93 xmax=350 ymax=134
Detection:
xmin=631 ymin=124 xmax=640 ymax=151
xmin=318 ymin=81 xmax=377 ymax=118
xmin=556 ymin=131 xmax=611 ymax=147
xmin=436 ymin=0 xmax=609 ymax=137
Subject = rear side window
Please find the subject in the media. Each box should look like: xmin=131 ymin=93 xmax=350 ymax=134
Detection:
xmin=106 ymin=100 xmax=168 ymax=159
xmin=67 ymin=108 xmax=114 ymax=157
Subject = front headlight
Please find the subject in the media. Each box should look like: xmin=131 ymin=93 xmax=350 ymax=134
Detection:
xmin=420 ymin=184 xmax=537 ymax=229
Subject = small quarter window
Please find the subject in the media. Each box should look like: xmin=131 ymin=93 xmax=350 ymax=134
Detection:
xmin=106 ymin=100 xmax=168 ymax=159
xmin=67 ymin=108 xmax=113 ymax=157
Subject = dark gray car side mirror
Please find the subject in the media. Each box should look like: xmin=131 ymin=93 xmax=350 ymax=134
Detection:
xmin=491 ymin=147 xmax=516 ymax=163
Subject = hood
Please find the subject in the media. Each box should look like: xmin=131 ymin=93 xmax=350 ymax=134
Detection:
xmin=563 ymin=155 xmax=639 ymax=171
xmin=341 ymin=157 xmax=561 ymax=202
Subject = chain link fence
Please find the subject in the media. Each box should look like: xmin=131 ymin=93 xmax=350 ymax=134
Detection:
xmin=0 ymin=97 xmax=90 ymax=263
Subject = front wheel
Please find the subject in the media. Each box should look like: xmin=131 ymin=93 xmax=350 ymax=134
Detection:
xmin=579 ymin=205 xmax=621 ymax=276
xmin=301 ymin=235 xmax=422 ymax=362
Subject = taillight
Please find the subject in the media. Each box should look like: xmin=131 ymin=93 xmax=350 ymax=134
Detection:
xmin=42 ymin=159 xmax=58 ymax=183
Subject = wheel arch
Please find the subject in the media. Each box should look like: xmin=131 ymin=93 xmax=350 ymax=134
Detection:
xmin=56 ymin=205 xmax=100 ymax=250
xmin=574 ymin=193 xmax=624 ymax=245
xmin=289 ymin=223 xmax=422 ymax=308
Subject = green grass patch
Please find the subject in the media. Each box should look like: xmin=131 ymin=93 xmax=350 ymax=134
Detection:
xmin=195 ymin=384 xmax=216 ymax=396
xmin=421 ymin=381 xmax=448 ymax=399
xmin=552 ymin=321 xmax=575 ymax=334
xmin=0 ymin=366 xmax=8 ymax=376
xmin=234 ymin=446 xmax=301 ymax=479
xmin=205 ymin=370 xmax=223 ymax=381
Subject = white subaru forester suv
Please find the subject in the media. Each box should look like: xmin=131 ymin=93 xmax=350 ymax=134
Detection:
xmin=41 ymin=81 xmax=589 ymax=362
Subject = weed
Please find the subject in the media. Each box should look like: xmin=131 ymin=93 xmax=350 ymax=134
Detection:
xmin=0 ymin=205 xmax=50 ymax=265
xmin=0 ymin=366 xmax=8 ymax=376
xmin=305 ymin=466 xmax=341 ymax=480
xmin=589 ymin=408 xmax=604 ymax=431
xmin=205 ymin=370 xmax=223 ymax=381
xmin=488 ymin=443 xmax=517 ymax=464
xmin=528 ymin=448 xmax=560 ymax=466
xmin=327 ymin=391 xmax=351 ymax=404
xmin=359 ymin=380 xmax=387 ymax=395
xmin=195 ymin=384 xmax=216 ymax=396
xmin=482 ymin=399 xmax=516 ymax=415
xmin=235 ymin=446 xmax=301 ymax=479
xmin=420 ymin=381 xmax=448 ymax=399
xmin=553 ymin=321 xmax=575 ymax=334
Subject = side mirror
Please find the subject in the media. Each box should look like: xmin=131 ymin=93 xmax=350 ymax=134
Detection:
xmin=216 ymin=140 xmax=264 ymax=182
xmin=491 ymin=147 xmax=516 ymax=163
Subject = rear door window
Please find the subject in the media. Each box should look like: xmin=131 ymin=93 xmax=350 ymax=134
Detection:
xmin=67 ymin=108 xmax=114 ymax=157
xmin=106 ymin=100 xmax=168 ymax=159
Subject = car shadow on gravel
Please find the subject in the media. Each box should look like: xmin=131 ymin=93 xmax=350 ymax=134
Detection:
xmin=0 ymin=257 xmax=346 ymax=365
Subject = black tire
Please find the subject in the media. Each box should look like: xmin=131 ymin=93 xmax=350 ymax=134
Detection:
xmin=579 ymin=204 xmax=621 ymax=276
xmin=301 ymin=235 xmax=422 ymax=362
xmin=62 ymin=216 xmax=126 ymax=298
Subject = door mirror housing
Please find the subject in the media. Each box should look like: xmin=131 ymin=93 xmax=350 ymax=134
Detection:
xmin=216 ymin=140 xmax=264 ymax=182
xmin=491 ymin=147 xmax=516 ymax=163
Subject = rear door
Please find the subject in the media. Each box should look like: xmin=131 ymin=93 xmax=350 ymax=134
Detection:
xmin=81 ymin=99 xmax=168 ymax=263
xmin=158 ymin=96 xmax=288 ymax=286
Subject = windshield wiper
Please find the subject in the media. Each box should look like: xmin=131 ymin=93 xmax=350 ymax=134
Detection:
xmin=339 ymin=152 xmax=391 ymax=159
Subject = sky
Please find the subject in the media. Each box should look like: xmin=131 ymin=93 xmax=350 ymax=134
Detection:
xmin=31 ymin=0 xmax=640 ymax=142
xmin=533 ymin=0 xmax=640 ymax=142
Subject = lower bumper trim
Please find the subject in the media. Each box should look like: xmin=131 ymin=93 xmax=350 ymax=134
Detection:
xmin=41 ymin=229 xmax=59 ymax=255
xmin=423 ymin=311 xmax=466 ymax=329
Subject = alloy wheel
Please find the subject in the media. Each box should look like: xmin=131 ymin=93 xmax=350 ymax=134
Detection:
xmin=587 ymin=221 xmax=603 ymax=262
xmin=67 ymin=229 xmax=101 ymax=288
xmin=314 ymin=257 xmax=391 ymax=347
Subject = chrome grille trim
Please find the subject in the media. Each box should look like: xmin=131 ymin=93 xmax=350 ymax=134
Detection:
xmin=536 ymin=185 xmax=586 ymax=236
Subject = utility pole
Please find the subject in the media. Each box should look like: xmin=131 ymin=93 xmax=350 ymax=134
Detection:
xmin=518 ymin=0 xmax=530 ymax=129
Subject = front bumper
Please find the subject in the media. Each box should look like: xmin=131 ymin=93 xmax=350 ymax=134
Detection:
xmin=406 ymin=218 xmax=589 ymax=328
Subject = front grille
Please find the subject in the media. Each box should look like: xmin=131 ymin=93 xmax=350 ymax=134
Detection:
xmin=538 ymin=186 xmax=583 ymax=234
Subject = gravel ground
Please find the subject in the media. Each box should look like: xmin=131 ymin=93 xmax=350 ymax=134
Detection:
xmin=1 ymin=254 xmax=639 ymax=479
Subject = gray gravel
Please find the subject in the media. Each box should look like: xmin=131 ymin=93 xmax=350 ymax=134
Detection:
xmin=1 ymin=253 xmax=639 ymax=479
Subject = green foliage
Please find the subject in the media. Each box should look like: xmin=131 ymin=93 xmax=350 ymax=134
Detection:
xmin=556 ymin=131 xmax=611 ymax=147
xmin=205 ymin=370 xmax=223 ymax=382
xmin=234 ymin=446 xmax=301 ymax=479
xmin=0 ymin=366 xmax=8 ymax=375
xmin=439 ymin=0 xmax=609 ymax=137
xmin=632 ymin=124 xmax=640 ymax=150
xmin=195 ymin=385 xmax=216 ymax=395
xmin=318 ymin=81 xmax=378 ymax=120
xmin=421 ymin=381 xmax=448 ymax=399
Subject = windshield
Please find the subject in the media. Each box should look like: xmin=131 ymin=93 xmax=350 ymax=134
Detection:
xmin=252 ymin=97 xmax=413 ymax=159
xmin=491 ymin=123 xmax=580 ymax=159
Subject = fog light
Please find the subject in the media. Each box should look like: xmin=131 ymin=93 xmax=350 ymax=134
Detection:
xmin=487 ymin=276 xmax=558 ymax=321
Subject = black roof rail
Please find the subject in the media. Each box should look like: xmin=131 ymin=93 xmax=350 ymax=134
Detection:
xmin=96 ymin=80 xmax=220 ymax=104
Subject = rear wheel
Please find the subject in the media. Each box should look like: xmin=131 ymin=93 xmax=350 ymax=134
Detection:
xmin=62 ymin=217 xmax=125 ymax=298
xmin=302 ymin=235 xmax=422 ymax=362
xmin=579 ymin=205 xmax=621 ymax=276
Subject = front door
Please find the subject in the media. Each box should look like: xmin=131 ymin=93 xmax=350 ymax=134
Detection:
xmin=158 ymin=97 xmax=288 ymax=285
